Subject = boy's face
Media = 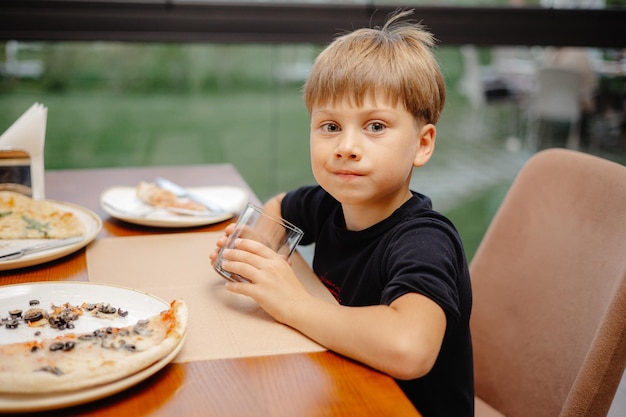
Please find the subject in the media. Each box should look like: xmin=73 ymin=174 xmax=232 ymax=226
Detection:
xmin=309 ymin=93 xmax=435 ymax=209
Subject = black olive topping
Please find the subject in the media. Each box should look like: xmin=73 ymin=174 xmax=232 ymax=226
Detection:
xmin=5 ymin=320 xmax=19 ymax=329
xmin=49 ymin=342 xmax=65 ymax=351
xmin=98 ymin=304 xmax=118 ymax=314
xmin=24 ymin=310 xmax=44 ymax=323
xmin=2 ymin=301 xmax=131 ymax=335
xmin=94 ymin=328 xmax=107 ymax=338
xmin=49 ymin=341 xmax=76 ymax=352
xmin=9 ymin=309 xmax=22 ymax=319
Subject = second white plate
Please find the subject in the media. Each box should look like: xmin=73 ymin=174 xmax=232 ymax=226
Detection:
xmin=101 ymin=185 xmax=248 ymax=228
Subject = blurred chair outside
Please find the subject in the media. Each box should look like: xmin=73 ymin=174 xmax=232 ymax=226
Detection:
xmin=470 ymin=149 xmax=626 ymax=417
xmin=458 ymin=45 xmax=537 ymax=148
xmin=525 ymin=67 xmax=584 ymax=150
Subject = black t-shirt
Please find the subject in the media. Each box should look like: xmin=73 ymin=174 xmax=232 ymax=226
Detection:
xmin=281 ymin=186 xmax=474 ymax=417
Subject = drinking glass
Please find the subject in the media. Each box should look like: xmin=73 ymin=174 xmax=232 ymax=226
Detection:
xmin=213 ymin=203 xmax=304 ymax=282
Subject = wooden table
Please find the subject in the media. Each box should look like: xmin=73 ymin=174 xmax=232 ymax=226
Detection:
xmin=1 ymin=164 xmax=420 ymax=417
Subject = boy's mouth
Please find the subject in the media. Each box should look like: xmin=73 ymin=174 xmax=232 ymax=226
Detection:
xmin=332 ymin=169 xmax=364 ymax=178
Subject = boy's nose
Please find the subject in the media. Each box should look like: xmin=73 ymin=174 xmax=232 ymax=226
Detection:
xmin=334 ymin=131 xmax=361 ymax=160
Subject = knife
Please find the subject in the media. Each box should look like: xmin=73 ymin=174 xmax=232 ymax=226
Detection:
xmin=0 ymin=236 xmax=84 ymax=261
xmin=155 ymin=177 xmax=226 ymax=214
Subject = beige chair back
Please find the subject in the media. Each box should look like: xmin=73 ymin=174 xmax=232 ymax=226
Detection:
xmin=471 ymin=149 xmax=626 ymax=417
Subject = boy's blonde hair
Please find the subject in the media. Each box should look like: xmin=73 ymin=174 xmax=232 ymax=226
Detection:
xmin=303 ymin=9 xmax=446 ymax=125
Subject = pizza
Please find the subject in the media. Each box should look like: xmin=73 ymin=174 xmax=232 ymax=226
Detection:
xmin=0 ymin=299 xmax=187 ymax=394
xmin=0 ymin=191 xmax=85 ymax=239
xmin=136 ymin=181 xmax=206 ymax=211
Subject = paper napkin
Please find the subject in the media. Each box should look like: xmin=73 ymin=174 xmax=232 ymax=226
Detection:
xmin=0 ymin=102 xmax=47 ymax=199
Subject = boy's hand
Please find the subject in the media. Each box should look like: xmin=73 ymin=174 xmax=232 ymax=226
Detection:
xmin=218 ymin=237 xmax=311 ymax=325
xmin=209 ymin=223 xmax=236 ymax=265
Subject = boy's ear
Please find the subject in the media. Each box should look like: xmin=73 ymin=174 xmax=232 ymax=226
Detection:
xmin=413 ymin=123 xmax=436 ymax=168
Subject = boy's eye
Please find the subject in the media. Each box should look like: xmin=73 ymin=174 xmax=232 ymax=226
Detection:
xmin=366 ymin=122 xmax=386 ymax=133
xmin=321 ymin=122 xmax=340 ymax=133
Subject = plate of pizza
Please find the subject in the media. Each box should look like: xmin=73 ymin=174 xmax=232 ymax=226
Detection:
xmin=0 ymin=192 xmax=102 ymax=271
xmin=100 ymin=182 xmax=248 ymax=228
xmin=0 ymin=282 xmax=188 ymax=412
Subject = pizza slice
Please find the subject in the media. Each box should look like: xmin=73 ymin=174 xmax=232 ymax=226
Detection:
xmin=0 ymin=299 xmax=187 ymax=394
xmin=0 ymin=191 xmax=85 ymax=239
xmin=136 ymin=181 xmax=206 ymax=211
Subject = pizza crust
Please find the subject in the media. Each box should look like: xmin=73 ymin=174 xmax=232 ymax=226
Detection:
xmin=0 ymin=299 xmax=187 ymax=394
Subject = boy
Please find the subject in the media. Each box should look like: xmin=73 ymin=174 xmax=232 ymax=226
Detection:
xmin=211 ymin=9 xmax=474 ymax=416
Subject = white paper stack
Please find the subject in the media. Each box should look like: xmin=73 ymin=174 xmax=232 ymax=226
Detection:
xmin=0 ymin=102 xmax=47 ymax=199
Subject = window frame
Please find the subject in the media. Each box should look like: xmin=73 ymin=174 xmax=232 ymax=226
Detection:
xmin=0 ymin=1 xmax=624 ymax=48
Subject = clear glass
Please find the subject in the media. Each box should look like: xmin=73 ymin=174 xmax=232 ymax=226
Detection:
xmin=213 ymin=203 xmax=304 ymax=282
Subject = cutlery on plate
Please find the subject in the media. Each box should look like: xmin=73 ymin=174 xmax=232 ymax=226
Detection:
xmin=102 ymin=201 xmax=157 ymax=218
xmin=155 ymin=177 xmax=227 ymax=214
xmin=0 ymin=236 xmax=84 ymax=261
xmin=103 ymin=200 xmax=217 ymax=218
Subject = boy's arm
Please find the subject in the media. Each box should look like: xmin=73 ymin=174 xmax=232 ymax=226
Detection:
xmin=286 ymin=289 xmax=446 ymax=380
xmin=262 ymin=193 xmax=286 ymax=220
xmin=222 ymin=236 xmax=446 ymax=380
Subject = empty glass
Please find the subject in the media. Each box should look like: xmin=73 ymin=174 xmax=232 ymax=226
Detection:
xmin=213 ymin=203 xmax=304 ymax=282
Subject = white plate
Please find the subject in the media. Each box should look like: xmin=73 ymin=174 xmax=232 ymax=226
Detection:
xmin=101 ymin=185 xmax=248 ymax=228
xmin=0 ymin=282 xmax=186 ymax=412
xmin=0 ymin=201 xmax=102 ymax=271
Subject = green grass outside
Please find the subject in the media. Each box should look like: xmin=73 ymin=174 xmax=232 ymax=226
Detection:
xmin=0 ymin=89 xmax=315 ymax=199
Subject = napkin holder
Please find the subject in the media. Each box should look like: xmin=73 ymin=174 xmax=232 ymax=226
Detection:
xmin=0 ymin=102 xmax=47 ymax=199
